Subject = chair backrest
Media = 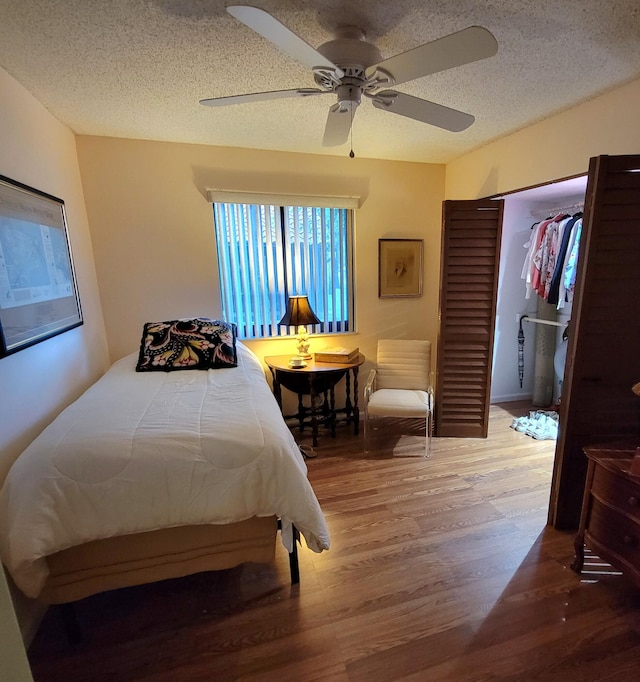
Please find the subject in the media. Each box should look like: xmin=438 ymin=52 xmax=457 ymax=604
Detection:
xmin=376 ymin=339 xmax=431 ymax=391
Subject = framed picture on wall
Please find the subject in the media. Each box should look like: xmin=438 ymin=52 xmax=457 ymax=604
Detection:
xmin=378 ymin=238 xmax=424 ymax=298
xmin=0 ymin=174 xmax=83 ymax=357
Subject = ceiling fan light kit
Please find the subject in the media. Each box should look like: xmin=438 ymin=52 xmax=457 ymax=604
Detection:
xmin=200 ymin=5 xmax=498 ymax=152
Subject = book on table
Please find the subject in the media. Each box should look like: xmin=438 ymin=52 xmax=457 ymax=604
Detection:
xmin=314 ymin=347 xmax=360 ymax=363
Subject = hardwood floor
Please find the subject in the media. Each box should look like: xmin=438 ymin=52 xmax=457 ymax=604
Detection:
xmin=27 ymin=403 xmax=640 ymax=681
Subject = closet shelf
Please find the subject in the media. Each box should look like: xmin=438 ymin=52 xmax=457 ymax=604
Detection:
xmin=529 ymin=202 xmax=584 ymax=219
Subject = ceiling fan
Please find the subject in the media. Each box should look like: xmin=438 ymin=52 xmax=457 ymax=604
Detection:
xmin=200 ymin=5 xmax=498 ymax=149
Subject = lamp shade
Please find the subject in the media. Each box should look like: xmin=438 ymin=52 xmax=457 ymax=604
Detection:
xmin=279 ymin=295 xmax=321 ymax=327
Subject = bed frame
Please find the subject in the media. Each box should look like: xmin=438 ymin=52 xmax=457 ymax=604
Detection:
xmin=41 ymin=516 xmax=299 ymax=643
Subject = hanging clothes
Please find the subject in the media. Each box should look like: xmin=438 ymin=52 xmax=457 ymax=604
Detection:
xmin=538 ymin=216 xmax=565 ymax=299
xmin=522 ymin=213 xmax=566 ymax=298
xmin=547 ymin=213 xmax=581 ymax=305
xmin=561 ymin=218 xmax=582 ymax=306
xmin=521 ymin=216 xmax=556 ymax=298
xmin=520 ymin=211 xmax=582 ymax=308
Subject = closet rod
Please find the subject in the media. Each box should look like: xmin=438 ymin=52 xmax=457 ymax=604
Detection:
xmin=520 ymin=315 xmax=567 ymax=328
xmin=529 ymin=201 xmax=584 ymax=219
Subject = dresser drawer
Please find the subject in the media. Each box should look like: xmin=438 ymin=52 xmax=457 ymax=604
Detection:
xmin=587 ymin=498 xmax=640 ymax=566
xmin=591 ymin=464 xmax=640 ymax=521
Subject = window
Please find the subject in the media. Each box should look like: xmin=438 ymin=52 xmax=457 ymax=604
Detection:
xmin=213 ymin=201 xmax=354 ymax=339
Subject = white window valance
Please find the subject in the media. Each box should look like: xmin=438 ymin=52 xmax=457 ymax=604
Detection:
xmin=207 ymin=189 xmax=360 ymax=209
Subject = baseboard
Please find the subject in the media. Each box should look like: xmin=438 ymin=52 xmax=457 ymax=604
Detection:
xmin=490 ymin=393 xmax=533 ymax=404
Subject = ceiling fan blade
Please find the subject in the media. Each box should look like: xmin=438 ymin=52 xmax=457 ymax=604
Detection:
xmin=200 ymin=88 xmax=326 ymax=107
xmin=227 ymin=5 xmax=343 ymax=77
xmin=366 ymin=26 xmax=497 ymax=87
xmin=322 ymin=103 xmax=356 ymax=147
xmin=371 ymin=90 xmax=475 ymax=132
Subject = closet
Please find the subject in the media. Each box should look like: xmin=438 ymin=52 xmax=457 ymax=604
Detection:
xmin=492 ymin=176 xmax=587 ymax=410
xmin=436 ymin=154 xmax=640 ymax=529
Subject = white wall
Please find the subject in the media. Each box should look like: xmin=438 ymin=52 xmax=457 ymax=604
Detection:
xmin=490 ymin=198 xmax=539 ymax=402
xmin=445 ymin=77 xmax=640 ymax=201
xmin=75 ymin=136 xmax=446 ymax=381
xmin=0 ymin=569 xmax=32 ymax=681
xmin=0 ymin=66 xmax=109 ymax=648
xmin=0 ymin=68 xmax=109 ymax=480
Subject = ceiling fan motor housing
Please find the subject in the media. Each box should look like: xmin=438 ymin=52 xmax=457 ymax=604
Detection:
xmin=314 ymin=29 xmax=387 ymax=110
xmin=316 ymin=27 xmax=383 ymax=70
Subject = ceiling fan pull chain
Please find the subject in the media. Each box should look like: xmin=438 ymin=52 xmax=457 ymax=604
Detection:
xmin=349 ymin=138 xmax=355 ymax=158
xmin=349 ymin=93 xmax=355 ymax=158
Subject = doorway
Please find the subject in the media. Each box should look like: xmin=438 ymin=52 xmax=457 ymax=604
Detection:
xmin=438 ymin=154 xmax=640 ymax=529
xmin=492 ymin=176 xmax=588 ymax=524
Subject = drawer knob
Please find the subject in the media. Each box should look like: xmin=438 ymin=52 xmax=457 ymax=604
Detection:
xmin=629 ymin=496 xmax=639 ymax=507
xmin=623 ymin=535 xmax=637 ymax=546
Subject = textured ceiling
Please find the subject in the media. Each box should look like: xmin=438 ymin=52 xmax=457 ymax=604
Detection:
xmin=1 ymin=1 xmax=640 ymax=163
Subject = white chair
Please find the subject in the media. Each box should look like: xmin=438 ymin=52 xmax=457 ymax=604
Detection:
xmin=364 ymin=339 xmax=434 ymax=456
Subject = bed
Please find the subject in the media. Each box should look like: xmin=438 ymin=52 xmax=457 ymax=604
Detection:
xmin=0 ymin=319 xmax=330 ymax=608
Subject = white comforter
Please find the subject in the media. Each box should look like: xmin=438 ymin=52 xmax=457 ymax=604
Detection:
xmin=0 ymin=343 xmax=330 ymax=598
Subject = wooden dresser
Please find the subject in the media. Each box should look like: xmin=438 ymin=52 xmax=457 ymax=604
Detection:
xmin=572 ymin=443 xmax=640 ymax=587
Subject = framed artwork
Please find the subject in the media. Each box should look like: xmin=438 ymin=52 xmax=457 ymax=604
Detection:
xmin=378 ymin=239 xmax=424 ymax=298
xmin=0 ymin=175 xmax=83 ymax=357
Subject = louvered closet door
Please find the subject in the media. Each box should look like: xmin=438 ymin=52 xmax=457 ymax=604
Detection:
xmin=551 ymin=154 xmax=640 ymax=529
xmin=436 ymin=199 xmax=504 ymax=437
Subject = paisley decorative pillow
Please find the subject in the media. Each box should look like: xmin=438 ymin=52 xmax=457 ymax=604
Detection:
xmin=136 ymin=319 xmax=237 ymax=372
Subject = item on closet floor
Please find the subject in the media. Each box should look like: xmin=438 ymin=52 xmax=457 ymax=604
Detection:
xmin=510 ymin=409 xmax=559 ymax=440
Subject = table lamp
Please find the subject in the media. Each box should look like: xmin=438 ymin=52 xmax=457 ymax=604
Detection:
xmin=279 ymin=295 xmax=321 ymax=360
